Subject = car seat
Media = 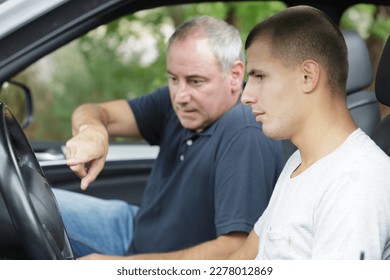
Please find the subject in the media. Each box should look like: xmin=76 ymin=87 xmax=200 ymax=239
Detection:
xmin=343 ymin=30 xmax=381 ymax=137
xmin=371 ymin=35 xmax=390 ymax=155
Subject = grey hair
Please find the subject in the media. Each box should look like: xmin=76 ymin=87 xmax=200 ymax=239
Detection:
xmin=167 ymin=16 xmax=245 ymax=76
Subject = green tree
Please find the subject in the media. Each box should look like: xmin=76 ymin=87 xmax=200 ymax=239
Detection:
xmin=19 ymin=2 xmax=389 ymax=141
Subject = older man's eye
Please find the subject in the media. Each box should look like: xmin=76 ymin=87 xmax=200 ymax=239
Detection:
xmin=190 ymin=79 xmax=204 ymax=85
xmin=168 ymin=76 xmax=178 ymax=84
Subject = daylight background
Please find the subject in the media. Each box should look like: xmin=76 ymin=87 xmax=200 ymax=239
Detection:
xmin=9 ymin=2 xmax=390 ymax=141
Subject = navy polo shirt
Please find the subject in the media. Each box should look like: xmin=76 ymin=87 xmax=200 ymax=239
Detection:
xmin=127 ymin=86 xmax=284 ymax=254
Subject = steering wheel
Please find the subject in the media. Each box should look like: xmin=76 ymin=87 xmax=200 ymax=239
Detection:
xmin=0 ymin=102 xmax=74 ymax=260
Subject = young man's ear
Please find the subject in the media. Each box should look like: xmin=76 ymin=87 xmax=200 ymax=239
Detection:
xmin=301 ymin=60 xmax=320 ymax=93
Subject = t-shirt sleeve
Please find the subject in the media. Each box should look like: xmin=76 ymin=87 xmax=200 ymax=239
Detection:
xmin=128 ymin=86 xmax=172 ymax=145
xmin=312 ymin=164 xmax=390 ymax=259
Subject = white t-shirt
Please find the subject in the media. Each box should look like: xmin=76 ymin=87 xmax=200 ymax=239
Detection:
xmin=255 ymin=129 xmax=390 ymax=259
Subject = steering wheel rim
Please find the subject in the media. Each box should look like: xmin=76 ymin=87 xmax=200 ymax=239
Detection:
xmin=0 ymin=102 xmax=74 ymax=260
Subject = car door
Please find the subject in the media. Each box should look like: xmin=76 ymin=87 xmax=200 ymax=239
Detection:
xmin=0 ymin=0 xmax=164 ymax=206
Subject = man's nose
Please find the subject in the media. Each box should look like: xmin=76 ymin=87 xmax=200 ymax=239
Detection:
xmin=175 ymin=82 xmax=191 ymax=103
xmin=241 ymin=82 xmax=257 ymax=106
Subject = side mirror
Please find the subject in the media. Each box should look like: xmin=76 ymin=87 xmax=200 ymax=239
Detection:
xmin=0 ymin=80 xmax=33 ymax=129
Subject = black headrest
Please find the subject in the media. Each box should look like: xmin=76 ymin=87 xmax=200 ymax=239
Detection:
xmin=375 ymin=35 xmax=390 ymax=106
xmin=342 ymin=30 xmax=372 ymax=95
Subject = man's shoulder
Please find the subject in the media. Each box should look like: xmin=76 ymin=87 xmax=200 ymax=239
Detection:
xmin=208 ymin=103 xmax=262 ymax=142
xmin=129 ymin=85 xmax=171 ymax=108
xmin=325 ymin=131 xmax=390 ymax=193
xmin=346 ymin=129 xmax=390 ymax=168
xmin=219 ymin=102 xmax=258 ymax=127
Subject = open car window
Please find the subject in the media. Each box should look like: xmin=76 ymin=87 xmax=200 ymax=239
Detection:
xmin=7 ymin=2 xmax=389 ymax=143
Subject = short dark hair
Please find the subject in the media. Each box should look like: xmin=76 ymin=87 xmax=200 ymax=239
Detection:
xmin=245 ymin=5 xmax=348 ymax=95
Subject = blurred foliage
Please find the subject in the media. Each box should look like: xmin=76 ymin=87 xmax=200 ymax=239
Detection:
xmin=14 ymin=1 xmax=389 ymax=141
xmin=341 ymin=4 xmax=390 ymax=40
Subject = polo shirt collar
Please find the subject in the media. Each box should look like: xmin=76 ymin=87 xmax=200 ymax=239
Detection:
xmin=182 ymin=100 xmax=241 ymax=140
xmin=183 ymin=121 xmax=216 ymax=141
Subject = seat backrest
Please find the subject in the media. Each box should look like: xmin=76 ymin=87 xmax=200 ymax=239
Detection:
xmin=371 ymin=35 xmax=390 ymax=155
xmin=343 ymin=30 xmax=381 ymax=136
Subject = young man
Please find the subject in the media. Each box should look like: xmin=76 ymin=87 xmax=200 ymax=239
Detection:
xmin=235 ymin=5 xmax=390 ymax=259
xmin=53 ymin=16 xmax=284 ymax=259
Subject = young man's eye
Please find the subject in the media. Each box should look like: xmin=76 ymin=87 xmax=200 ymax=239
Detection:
xmin=248 ymin=71 xmax=265 ymax=83
xmin=255 ymin=74 xmax=264 ymax=81
xmin=248 ymin=73 xmax=264 ymax=83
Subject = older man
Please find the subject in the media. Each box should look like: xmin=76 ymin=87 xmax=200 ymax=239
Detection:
xmin=53 ymin=16 xmax=284 ymax=260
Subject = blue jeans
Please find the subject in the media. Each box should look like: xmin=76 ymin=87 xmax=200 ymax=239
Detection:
xmin=52 ymin=188 xmax=139 ymax=258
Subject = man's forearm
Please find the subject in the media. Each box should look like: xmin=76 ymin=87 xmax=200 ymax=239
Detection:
xmin=128 ymin=232 xmax=248 ymax=260
xmin=71 ymin=103 xmax=109 ymax=136
xmin=81 ymin=232 xmax=249 ymax=260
